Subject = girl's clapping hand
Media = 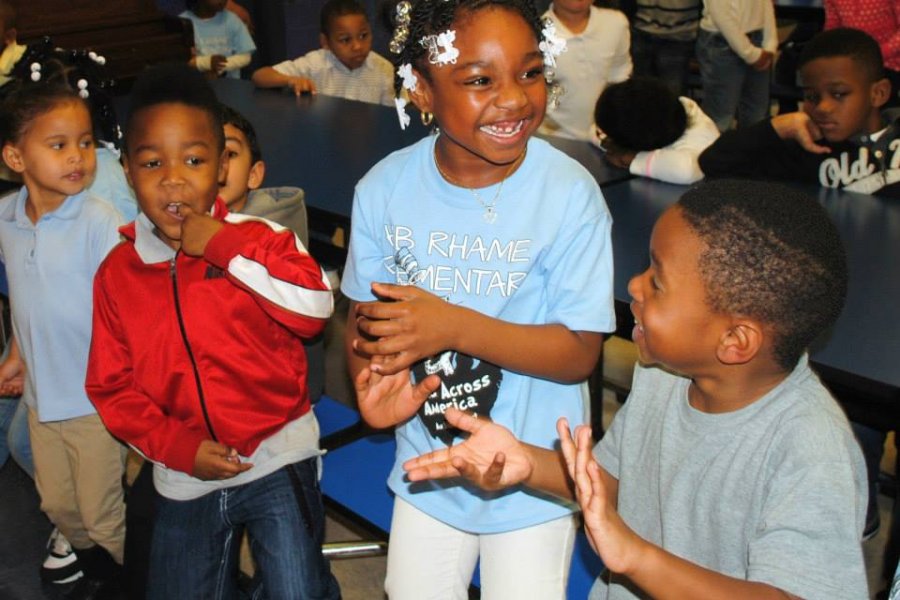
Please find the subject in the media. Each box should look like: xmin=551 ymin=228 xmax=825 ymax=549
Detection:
xmin=354 ymin=282 xmax=460 ymax=374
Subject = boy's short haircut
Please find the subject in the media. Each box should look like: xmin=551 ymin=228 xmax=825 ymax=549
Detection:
xmin=594 ymin=78 xmax=687 ymax=152
xmin=798 ymin=28 xmax=884 ymax=83
xmin=221 ymin=103 xmax=262 ymax=163
xmin=0 ymin=1 xmax=16 ymax=30
xmin=125 ymin=62 xmax=224 ymax=154
xmin=320 ymin=0 xmax=367 ymax=35
xmin=678 ymin=179 xmax=847 ymax=370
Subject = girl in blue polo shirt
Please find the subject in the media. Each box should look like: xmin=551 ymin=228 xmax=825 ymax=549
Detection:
xmin=0 ymin=75 xmax=125 ymax=595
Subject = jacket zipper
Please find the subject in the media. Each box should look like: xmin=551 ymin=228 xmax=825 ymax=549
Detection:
xmin=170 ymin=255 xmax=218 ymax=441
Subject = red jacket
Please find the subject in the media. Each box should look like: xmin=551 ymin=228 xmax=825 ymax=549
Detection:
xmin=86 ymin=200 xmax=332 ymax=475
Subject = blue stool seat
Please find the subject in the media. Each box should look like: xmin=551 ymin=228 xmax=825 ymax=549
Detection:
xmin=313 ymin=395 xmax=360 ymax=438
xmin=320 ymin=432 xmax=396 ymax=535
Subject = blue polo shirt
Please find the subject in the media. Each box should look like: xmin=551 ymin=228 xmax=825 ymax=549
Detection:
xmin=0 ymin=187 xmax=123 ymax=422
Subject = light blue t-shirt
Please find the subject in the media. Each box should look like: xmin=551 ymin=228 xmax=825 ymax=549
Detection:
xmin=342 ymin=135 xmax=616 ymax=533
xmin=179 ymin=9 xmax=256 ymax=79
xmin=89 ymin=145 xmax=137 ymax=222
xmin=0 ymin=188 xmax=123 ymax=421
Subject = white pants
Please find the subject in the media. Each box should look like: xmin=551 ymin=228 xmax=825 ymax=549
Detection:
xmin=385 ymin=497 xmax=576 ymax=600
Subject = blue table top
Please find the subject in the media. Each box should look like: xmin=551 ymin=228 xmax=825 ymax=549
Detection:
xmin=206 ymin=79 xmax=630 ymax=220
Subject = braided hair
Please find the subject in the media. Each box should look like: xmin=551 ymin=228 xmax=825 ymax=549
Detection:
xmin=383 ymin=0 xmax=545 ymax=99
xmin=0 ymin=37 xmax=120 ymax=149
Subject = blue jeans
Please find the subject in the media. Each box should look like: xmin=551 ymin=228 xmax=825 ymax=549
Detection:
xmin=696 ymin=29 xmax=771 ymax=131
xmin=0 ymin=397 xmax=34 ymax=477
xmin=631 ymin=28 xmax=696 ymax=97
xmin=147 ymin=457 xmax=341 ymax=600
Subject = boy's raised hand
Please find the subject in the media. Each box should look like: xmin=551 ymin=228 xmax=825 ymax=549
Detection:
xmin=353 ymin=359 xmax=440 ymax=429
xmin=403 ymin=407 xmax=535 ymax=490
xmin=557 ymin=418 xmax=645 ymax=575
xmin=192 ymin=440 xmax=253 ymax=480
xmin=178 ymin=204 xmax=223 ymax=257
xmin=354 ymin=282 xmax=458 ymax=374
xmin=771 ymin=112 xmax=831 ymax=154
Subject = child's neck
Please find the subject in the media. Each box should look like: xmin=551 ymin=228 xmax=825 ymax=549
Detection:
xmin=687 ymin=363 xmax=789 ymax=414
xmin=434 ymin=136 xmax=528 ymax=189
xmin=552 ymin=4 xmax=590 ymax=34
xmin=24 ymin=188 xmax=69 ymax=224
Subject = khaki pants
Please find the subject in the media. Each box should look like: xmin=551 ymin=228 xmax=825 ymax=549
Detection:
xmin=28 ymin=408 xmax=127 ymax=563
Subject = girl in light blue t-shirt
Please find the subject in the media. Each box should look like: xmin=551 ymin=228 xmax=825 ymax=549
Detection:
xmin=342 ymin=0 xmax=615 ymax=596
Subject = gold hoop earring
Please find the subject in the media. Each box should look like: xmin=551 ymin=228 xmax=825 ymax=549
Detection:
xmin=421 ymin=111 xmax=434 ymax=127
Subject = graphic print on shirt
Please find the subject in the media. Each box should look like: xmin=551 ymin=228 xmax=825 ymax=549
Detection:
xmin=819 ymin=141 xmax=900 ymax=193
xmin=382 ymin=224 xmax=532 ymax=443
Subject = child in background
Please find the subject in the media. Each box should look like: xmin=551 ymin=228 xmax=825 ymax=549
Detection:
xmin=343 ymin=0 xmax=615 ymax=596
xmin=85 ymin=64 xmax=339 ymax=599
xmin=591 ymin=77 xmax=718 ymax=184
xmin=405 ymin=179 xmax=869 ymax=600
xmin=695 ymin=0 xmax=776 ymax=131
xmin=0 ymin=78 xmax=126 ymax=596
xmin=0 ymin=1 xmax=24 ymax=88
xmin=699 ymin=28 xmax=899 ymax=198
xmin=251 ymin=0 xmax=393 ymax=106
xmin=219 ymin=104 xmax=309 ymax=240
xmin=538 ymin=0 xmax=631 ymax=140
xmin=181 ymin=0 xmax=256 ymax=79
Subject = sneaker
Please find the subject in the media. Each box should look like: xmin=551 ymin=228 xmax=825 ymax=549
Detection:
xmin=40 ymin=528 xmax=83 ymax=584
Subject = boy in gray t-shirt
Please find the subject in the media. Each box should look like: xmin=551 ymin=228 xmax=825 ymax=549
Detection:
xmin=401 ymin=179 xmax=869 ymax=599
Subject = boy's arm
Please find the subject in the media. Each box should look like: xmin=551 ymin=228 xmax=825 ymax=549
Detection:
xmin=563 ymin=425 xmax=800 ymax=600
xmin=86 ymin=265 xmax=210 ymax=475
xmin=698 ymin=118 xmax=811 ymax=179
xmin=353 ymin=284 xmax=604 ymax=381
xmin=251 ymin=64 xmax=317 ymax=95
xmin=186 ymin=209 xmax=333 ymax=338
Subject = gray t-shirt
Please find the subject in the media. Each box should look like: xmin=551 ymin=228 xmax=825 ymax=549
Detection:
xmin=592 ymin=356 xmax=868 ymax=600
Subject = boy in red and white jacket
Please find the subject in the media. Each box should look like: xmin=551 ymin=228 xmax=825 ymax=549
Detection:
xmin=85 ymin=64 xmax=340 ymax=599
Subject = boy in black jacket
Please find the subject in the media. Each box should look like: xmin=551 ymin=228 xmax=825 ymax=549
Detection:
xmin=699 ymin=28 xmax=898 ymax=198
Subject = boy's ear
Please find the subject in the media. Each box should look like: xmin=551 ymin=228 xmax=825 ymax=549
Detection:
xmin=3 ymin=28 xmax=17 ymax=46
xmin=407 ymin=69 xmax=434 ymax=116
xmin=319 ymin=32 xmax=330 ymax=51
xmin=715 ymin=319 xmax=763 ymax=366
xmin=247 ymin=160 xmax=265 ymax=191
xmin=871 ymin=77 xmax=892 ymax=109
xmin=2 ymin=143 xmax=24 ymax=174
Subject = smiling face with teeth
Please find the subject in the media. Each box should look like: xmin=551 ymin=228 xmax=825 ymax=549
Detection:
xmin=124 ymin=102 xmax=227 ymax=250
xmin=627 ymin=207 xmax=733 ymax=375
xmin=409 ymin=6 xmax=547 ymax=188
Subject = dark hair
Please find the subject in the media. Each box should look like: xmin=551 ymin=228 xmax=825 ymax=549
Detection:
xmin=0 ymin=1 xmax=17 ymax=30
xmin=0 ymin=80 xmax=84 ymax=146
xmin=798 ymin=28 xmax=884 ymax=83
xmin=594 ymin=77 xmax=687 ymax=152
xmin=124 ymin=62 xmax=224 ymax=154
xmin=321 ymin=0 xmax=368 ymax=35
xmin=678 ymin=179 xmax=847 ymax=370
xmin=221 ymin=103 xmax=262 ymax=163
xmin=0 ymin=39 xmax=119 ymax=147
xmin=382 ymin=0 xmax=544 ymax=98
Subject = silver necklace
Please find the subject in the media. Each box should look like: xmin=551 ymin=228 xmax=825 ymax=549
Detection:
xmin=433 ymin=147 xmax=527 ymax=224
